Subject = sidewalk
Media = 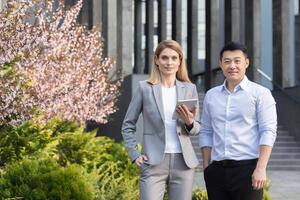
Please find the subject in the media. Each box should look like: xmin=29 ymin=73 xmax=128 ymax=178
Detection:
xmin=194 ymin=170 xmax=300 ymax=200
xmin=267 ymin=171 xmax=300 ymax=200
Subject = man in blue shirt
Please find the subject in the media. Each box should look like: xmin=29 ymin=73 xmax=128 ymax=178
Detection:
xmin=200 ymin=41 xmax=277 ymax=200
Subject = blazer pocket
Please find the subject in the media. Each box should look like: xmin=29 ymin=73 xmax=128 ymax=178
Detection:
xmin=143 ymin=132 xmax=153 ymax=135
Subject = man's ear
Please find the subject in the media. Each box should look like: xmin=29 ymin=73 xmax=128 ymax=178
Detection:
xmin=245 ymin=58 xmax=250 ymax=69
xmin=219 ymin=60 xmax=223 ymax=69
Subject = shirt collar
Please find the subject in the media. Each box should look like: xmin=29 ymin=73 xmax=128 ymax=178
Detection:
xmin=221 ymin=76 xmax=250 ymax=93
xmin=239 ymin=76 xmax=249 ymax=90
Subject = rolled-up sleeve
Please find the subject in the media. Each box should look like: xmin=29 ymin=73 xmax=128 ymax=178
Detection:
xmin=199 ymin=94 xmax=213 ymax=148
xmin=257 ymin=90 xmax=277 ymax=147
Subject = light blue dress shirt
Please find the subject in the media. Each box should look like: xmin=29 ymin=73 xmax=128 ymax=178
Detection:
xmin=199 ymin=76 xmax=277 ymax=161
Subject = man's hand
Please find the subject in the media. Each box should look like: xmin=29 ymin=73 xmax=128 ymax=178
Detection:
xmin=252 ymin=167 xmax=267 ymax=190
xmin=203 ymin=162 xmax=210 ymax=170
xmin=252 ymin=145 xmax=272 ymax=190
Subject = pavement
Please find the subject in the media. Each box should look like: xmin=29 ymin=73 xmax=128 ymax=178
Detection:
xmin=194 ymin=170 xmax=300 ymax=200
xmin=267 ymin=171 xmax=300 ymax=200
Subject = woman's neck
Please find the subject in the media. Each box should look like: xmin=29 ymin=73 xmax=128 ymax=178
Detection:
xmin=161 ymin=75 xmax=176 ymax=88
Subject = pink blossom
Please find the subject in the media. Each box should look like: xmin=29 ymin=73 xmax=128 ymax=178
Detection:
xmin=0 ymin=0 xmax=122 ymax=125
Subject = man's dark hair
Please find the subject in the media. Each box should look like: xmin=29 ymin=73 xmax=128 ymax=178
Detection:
xmin=220 ymin=41 xmax=248 ymax=60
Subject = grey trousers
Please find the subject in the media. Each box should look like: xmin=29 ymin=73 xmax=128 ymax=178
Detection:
xmin=139 ymin=153 xmax=195 ymax=200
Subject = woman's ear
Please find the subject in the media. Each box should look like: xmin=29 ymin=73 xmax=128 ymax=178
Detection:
xmin=154 ymin=55 xmax=159 ymax=66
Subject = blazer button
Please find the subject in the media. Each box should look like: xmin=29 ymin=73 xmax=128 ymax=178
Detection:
xmin=177 ymin=132 xmax=181 ymax=135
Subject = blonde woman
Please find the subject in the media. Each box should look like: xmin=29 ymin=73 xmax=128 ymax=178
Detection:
xmin=122 ymin=40 xmax=200 ymax=200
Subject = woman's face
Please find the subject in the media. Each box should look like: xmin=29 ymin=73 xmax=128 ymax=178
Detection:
xmin=155 ymin=48 xmax=180 ymax=79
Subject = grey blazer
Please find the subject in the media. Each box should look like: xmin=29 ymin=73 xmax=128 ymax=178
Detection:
xmin=121 ymin=80 xmax=200 ymax=168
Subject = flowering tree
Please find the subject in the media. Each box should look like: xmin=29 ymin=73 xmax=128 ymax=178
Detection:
xmin=0 ymin=0 xmax=121 ymax=125
xmin=0 ymin=58 xmax=39 ymax=125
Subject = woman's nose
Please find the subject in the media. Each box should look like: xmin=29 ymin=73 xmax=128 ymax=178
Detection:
xmin=166 ymin=58 xmax=173 ymax=64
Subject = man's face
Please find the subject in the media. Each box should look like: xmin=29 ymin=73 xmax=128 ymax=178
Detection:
xmin=219 ymin=50 xmax=249 ymax=84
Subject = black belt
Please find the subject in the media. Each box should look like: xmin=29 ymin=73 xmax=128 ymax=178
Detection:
xmin=212 ymin=159 xmax=258 ymax=167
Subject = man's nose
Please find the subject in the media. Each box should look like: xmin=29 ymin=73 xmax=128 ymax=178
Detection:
xmin=229 ymin=61 xmax=236 ymax=69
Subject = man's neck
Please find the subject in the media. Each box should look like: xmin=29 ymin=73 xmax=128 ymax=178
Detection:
xmin=226 ymin=79 xmax=242 ymax=93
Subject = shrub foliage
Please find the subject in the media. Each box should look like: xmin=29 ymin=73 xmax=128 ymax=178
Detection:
xmin=0 ymin=158 xmax=96 ymax=200
xmin=0 ymin=119 xmax=272 ymax=199
xmin=0 ymin=119 xmax=139 ymax=199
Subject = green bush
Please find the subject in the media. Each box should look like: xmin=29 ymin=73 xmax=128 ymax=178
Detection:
xmin=263 ymin=179 xmax=272 ymax=200
xmin=192 ymin=189 xmax=208 ymax=200
xmin=0 ymin=119 xmax=273 ymax=199
xmin=56 ymin=131 xmax=137 ymax=173
xmin=0 ymin=158 xmax=96 ymax=200
xmin=0 ymin=119 xmax=139 ymax=199
xmin=0 ymin=119 xmax=79 ymax=167
xmin=191 ymin=185 xmax=272 ymax=200
xmin=0 ymin=122 xmax=50 ymax=166
xmin=56 ymin=131 xmax=139 ymax=199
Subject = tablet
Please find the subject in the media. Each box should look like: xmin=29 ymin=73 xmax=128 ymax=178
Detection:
xmin=177 ymin=98 xmax=198 ymax=110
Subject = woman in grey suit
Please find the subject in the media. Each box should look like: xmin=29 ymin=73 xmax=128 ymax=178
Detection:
xmin=122 ymin=40 xmax=200 ymax=200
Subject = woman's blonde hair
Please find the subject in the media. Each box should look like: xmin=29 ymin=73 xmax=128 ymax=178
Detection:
xmin=147 ymin=40 xmax=191 ymax=84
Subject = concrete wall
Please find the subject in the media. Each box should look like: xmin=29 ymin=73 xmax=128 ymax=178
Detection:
xmin=282 ymin=0 xmax=296 ymax=87
xmin=273 ymin=86 xmax=300 ymax=142
xmin=93 ymin=74 xmax=149 ymax=143
xmin=0 ymin=0 xmax=6 ymax=10
xmin=296 ymin=1 xmax=300 ymax=84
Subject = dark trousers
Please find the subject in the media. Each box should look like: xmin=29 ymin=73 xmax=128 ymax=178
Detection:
xmin=204 ymin=159 xmax=263 ymax=200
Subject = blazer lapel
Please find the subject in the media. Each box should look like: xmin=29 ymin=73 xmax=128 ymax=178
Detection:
xmin=176 ymin=79 xmax=186 ymax=101
xmin=175 ymin=80 xmax=186 ymax=125
xmin=152 ymin=84 xmax=165 ymax=122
